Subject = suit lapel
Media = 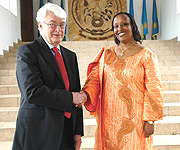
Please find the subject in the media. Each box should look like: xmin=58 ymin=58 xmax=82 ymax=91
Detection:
xmin=36 ymin=37 xmax=65 ymax=84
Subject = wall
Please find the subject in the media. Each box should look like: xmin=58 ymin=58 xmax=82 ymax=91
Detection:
xmin=160 ymin=0 xmax=180 ymax=41
xmin=127 ymin=0 xmax=161 ymax=40
xmin=123 ymin=0 xmax=180 ymax=41
xmin=68 ymin=0 xmax=126 ymax=41
xmin=0 ymin=0 xmax=179 ymax=54
xmin=3 ymin=0 xmax=178 ymax=55
xmin=0 ymin=0 xmax=21 ymax=55
xmin=33 ymin=0 xmax=162 ymax=40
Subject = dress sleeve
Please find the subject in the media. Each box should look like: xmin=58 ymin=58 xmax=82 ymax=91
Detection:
xmin=83 ymin=63 xmax=100 ymax=112
xmin=143 ymin=50 xmax=163 ymax=121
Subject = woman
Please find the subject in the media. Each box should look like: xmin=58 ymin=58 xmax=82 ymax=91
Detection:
xmin=82 ymin=12 xmax=163 ymax=150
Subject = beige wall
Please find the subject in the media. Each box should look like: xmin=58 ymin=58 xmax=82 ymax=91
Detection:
xmin=0 ymin=0 xmax=21 ymax=55
xmin=68 ymin=0 xmax=126 ymax=41
xmin=33 ymin=0 xmax=126 ymax=41
xmin=32 ymin=0 xmax=180 ymax=41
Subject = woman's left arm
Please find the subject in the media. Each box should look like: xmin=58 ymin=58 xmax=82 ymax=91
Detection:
xmin=143 ymin=50 xmax=163 ymax=122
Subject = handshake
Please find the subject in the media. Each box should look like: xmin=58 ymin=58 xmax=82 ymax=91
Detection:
xmin=72 ymin=90 xmax=88 ymax=108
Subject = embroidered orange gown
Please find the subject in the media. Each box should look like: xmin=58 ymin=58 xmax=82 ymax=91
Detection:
xmin=83 ymin=46 xmax=163 ymax=150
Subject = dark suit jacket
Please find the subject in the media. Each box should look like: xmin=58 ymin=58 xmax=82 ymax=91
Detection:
xmin=12 ymin=36 xmax=83 ymax=150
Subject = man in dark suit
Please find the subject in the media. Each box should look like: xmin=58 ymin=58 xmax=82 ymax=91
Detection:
xmin=12 ymin=3 xmax=87 ymax=150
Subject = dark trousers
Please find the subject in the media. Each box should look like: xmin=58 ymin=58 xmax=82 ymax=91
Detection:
xmin=59 ymin=116 xmax=75 ymax=150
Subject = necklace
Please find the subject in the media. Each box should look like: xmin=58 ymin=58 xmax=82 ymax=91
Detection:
xmin=119 ymin=41 xmax=134 ymax=56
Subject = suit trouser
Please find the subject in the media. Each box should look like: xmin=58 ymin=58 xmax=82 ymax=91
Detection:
xmin=59 ymin=116 xmax=75 ymax=150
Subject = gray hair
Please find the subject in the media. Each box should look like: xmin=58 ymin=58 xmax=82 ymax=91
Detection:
xmin=36 ymin=3 xmax=67 ymax=23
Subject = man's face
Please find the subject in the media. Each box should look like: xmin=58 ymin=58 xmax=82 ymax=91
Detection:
xmin=39 ymin=11 xmax=66 ymax=47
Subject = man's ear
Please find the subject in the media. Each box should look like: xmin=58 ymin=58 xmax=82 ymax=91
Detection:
xmin=38 ymin=22 xmax=43 ymax=30
xmin=38 ymin=22 xmax=41 ymax=27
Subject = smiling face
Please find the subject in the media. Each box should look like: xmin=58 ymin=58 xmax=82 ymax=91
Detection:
xmin=113 ymin=14 xmax=134 ymax=44
xmin=38 ymin=11 xmax=66 ymax=47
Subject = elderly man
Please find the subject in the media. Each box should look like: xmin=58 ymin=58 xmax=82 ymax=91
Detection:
xmin=12 ymin=3 xmax=86 ymax=150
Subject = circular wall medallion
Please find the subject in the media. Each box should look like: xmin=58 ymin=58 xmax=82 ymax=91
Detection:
xmin=72 ymin=0 xmax=122 ymax=40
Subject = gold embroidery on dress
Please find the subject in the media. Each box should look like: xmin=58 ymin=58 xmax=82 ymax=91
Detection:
xmin=105 ymin=120 xmax=135 ymax=149
xmin=115 ymin=70 xmax=125 ymax=85
xmin=105 ymin=120 xmax=135 ymax=150
xmin=105 ymin=48 xmax=135 ymax=149
xmin=118 ymin=87 xmax=133 ymax=117
xmin=146 ymin=93 xmax=163 ymax=118
xmin=114 ymin=59 xmax=126 ymax=70
xmin=105 ymin=49 xmax=117 ymax=65
xmin=114 ymin=60 xmax=126 ymax=84
xmin=117 ymin=120 xmax=135 ymax=149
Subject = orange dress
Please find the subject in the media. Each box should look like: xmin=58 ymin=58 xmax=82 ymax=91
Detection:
xmin=83 ymin=46 xmax=163 ymax=150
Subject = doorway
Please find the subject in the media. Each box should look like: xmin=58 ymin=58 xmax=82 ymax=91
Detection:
xmin=20 ymin=0 xmax=34 ymax=41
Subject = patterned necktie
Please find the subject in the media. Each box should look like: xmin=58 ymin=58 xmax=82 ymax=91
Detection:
xmin=52 ymin=47 xmax=71 ymax=118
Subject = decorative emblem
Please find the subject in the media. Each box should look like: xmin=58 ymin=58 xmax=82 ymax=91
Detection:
xmin=71 ymin=0 xmax=122 ymax=40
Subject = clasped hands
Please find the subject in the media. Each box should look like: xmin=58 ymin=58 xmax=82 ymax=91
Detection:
xmin=72 ymin=90 xmax=87 ymax=108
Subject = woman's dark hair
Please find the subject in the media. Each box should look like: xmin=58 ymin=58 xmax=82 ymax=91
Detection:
xmin=112 ymin=12 xmax=142 ymax=45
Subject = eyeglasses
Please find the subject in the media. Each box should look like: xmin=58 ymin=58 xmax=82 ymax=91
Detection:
xmin=43 ymin=22 xmax=66 ymax=29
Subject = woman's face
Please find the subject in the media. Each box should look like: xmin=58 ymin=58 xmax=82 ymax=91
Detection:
xmin=113 ymin=14 xmax=133 ymax=43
